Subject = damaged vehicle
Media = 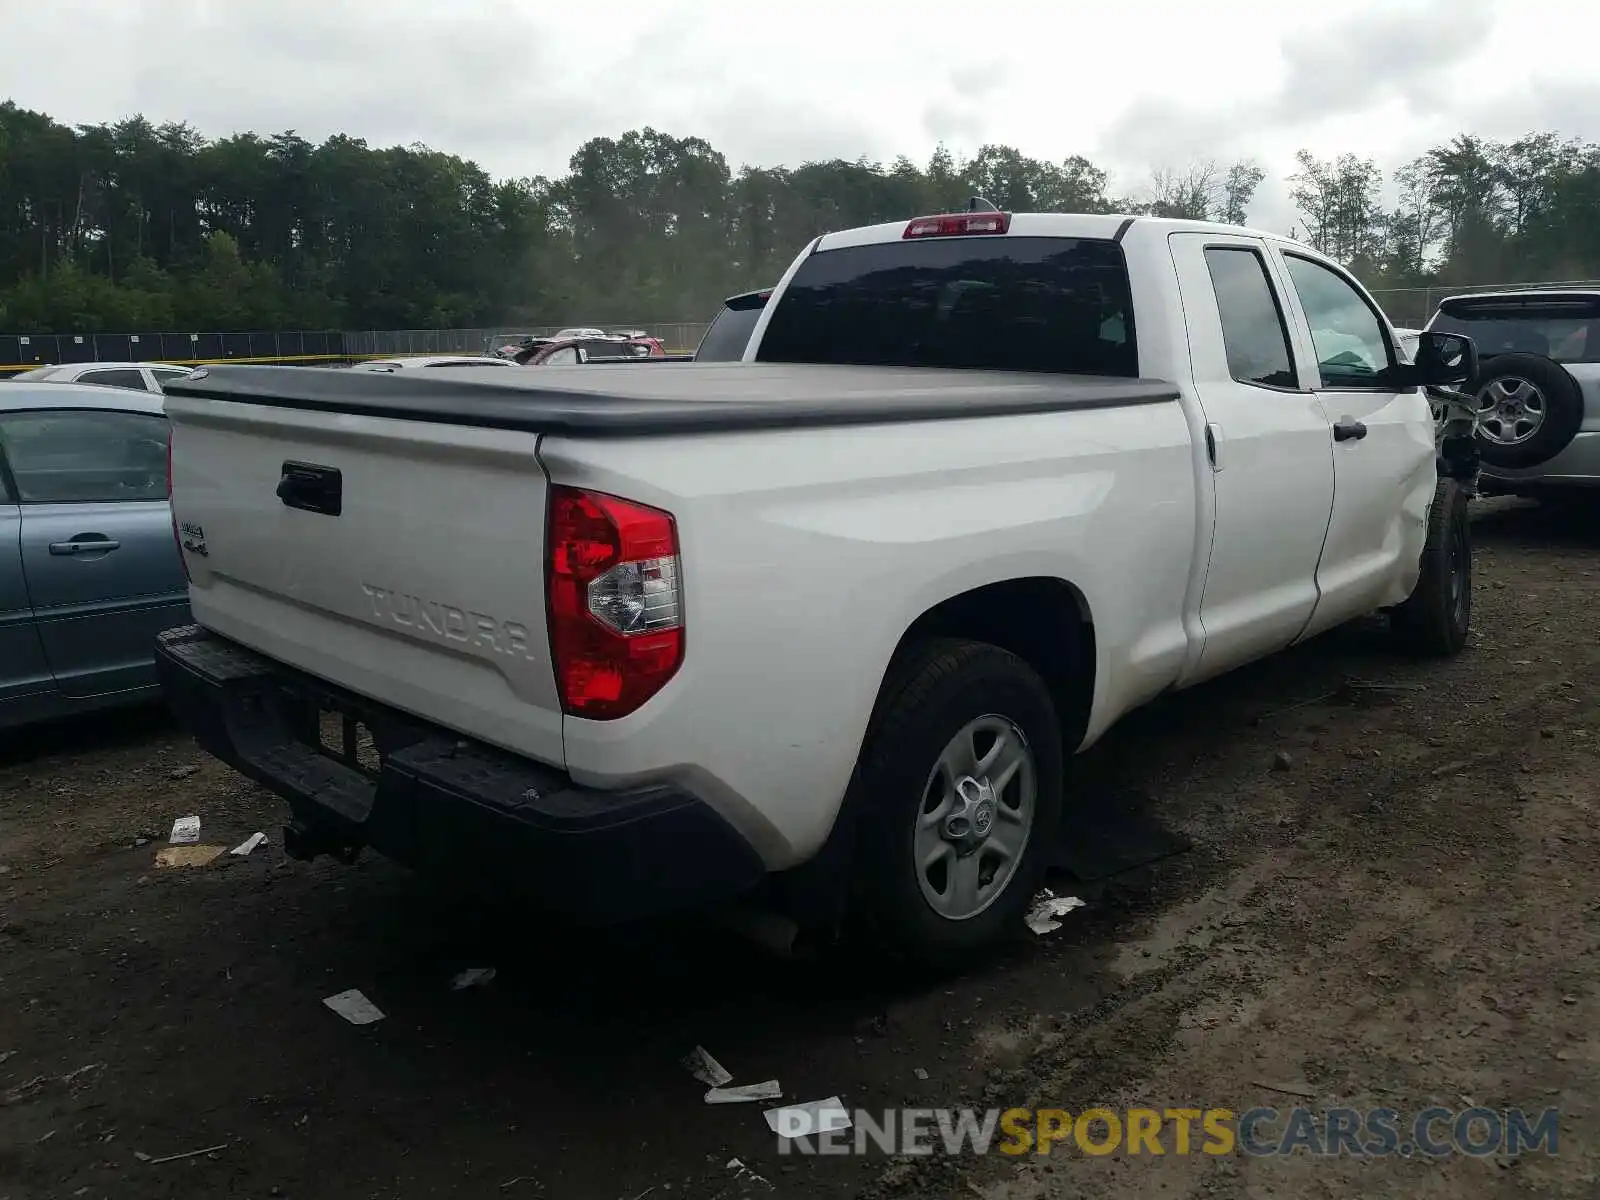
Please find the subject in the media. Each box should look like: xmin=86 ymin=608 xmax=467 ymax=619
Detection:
xmin=154 ymin=208 xmax=1479 ymax=966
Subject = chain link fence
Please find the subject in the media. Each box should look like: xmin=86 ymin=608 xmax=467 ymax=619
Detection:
xmin=0 ymin=322 xmax=713 ymax=375
xmin=4 ymin=277 xmax=1597 ymax=375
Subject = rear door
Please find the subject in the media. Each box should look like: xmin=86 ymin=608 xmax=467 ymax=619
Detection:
xmin=1167 ymin=233 xmax=1337 ymax=682
xmin=1 ymin=407 xmax=190 ymax=697
xmin=0 ymin=463 xmax=53 ymax=710
xmin=1274 ymin=250 xmax=1435 ymax=634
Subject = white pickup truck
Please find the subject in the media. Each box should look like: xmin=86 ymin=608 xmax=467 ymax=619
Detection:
xmin=156 ymin=210 xmax=1480 ymax=964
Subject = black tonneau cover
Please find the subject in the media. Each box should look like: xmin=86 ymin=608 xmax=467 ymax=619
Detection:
xmin=165 ymin=362 xmax=1178 ymax=438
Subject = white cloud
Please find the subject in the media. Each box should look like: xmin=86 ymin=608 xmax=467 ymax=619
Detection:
xmin=4 ymin=0 xmax=1598 ymax=234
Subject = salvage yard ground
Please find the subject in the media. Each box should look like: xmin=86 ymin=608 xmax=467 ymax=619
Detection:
xmin=2 ymin=498 xmax=1598 ymax=1200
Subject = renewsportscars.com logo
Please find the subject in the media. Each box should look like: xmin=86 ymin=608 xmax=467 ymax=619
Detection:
xmin=772 ymin=1105 xmax=1560 ymax=1158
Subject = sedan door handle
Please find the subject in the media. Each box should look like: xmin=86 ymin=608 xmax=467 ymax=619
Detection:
xmin=1333 ymin=417 xmax=1369 ymax=442
xmin=49 ymin=538 xmax=121 ymax=555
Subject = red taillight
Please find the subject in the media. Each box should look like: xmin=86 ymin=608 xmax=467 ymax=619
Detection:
xmin=903 ymin=212 xmax=1011 ymax=238
xmin=546 ymin=485 xmax=683 ymax=720
xmin=167 ymin=428 xmax=190 ymax=582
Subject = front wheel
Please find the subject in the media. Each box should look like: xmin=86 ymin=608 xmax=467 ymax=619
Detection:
xmin=848 ymin=639 xmax=1064 ymax=968
xmin=1390 ymin=478 xmax=1472 ymax=656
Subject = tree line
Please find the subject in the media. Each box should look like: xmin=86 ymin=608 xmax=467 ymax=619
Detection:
xmin=2 ymin=98 xmax=1597 ymax=334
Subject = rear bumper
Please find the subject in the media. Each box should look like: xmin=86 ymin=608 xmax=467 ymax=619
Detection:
xmin=1480 ymin=431 xmax=1600 ymax=488
xmin=154 ymin=624 xmax=767 ymax=925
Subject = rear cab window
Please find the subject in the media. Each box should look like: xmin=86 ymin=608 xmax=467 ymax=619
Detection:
xmin=755 ymin=237 xmax=1137 ymax=375
xmin=1429 ymin=295 xmax=1600 ymax=364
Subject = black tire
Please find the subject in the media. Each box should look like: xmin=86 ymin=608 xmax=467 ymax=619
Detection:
xmin=1473 ymin=353 xmax=1584 ymax=470
xmin=1391 ymin=478 xmax=1471 ymax=657
xmin=847 ymin=639 xmax=1064 ymax=969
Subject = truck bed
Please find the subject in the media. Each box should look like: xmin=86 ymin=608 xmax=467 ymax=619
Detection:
xmin=166 ymin=362 xmax=1179 ymax=436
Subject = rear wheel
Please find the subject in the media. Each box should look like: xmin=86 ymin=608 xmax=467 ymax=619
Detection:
xmin=1391 ymin=479 xmax=1471 ymax=657
xmin=848 ymin=639 xmax=1064 ymax=968
xmin=1472 ymin=353 xmax=1584 ymax=469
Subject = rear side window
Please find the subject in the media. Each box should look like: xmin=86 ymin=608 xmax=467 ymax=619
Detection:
xmin=696 ymin=305 xmax=764 ymax=362
xmin=755 ymin=236 xmax=1137 ymax=376
xmin=78 ymin=368 xmax=150 ymax=391
xmin=1204 ymin=247 xmax=1297 ymax=389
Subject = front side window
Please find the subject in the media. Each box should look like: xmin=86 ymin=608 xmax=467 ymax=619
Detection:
xmin=1204 ymin=247 xmax=1297 ymax=389
xmin=756 ymin=235 xmax=1138 ymax=376
xmin=0 ymin=409 xmax=169 ymax=504
xmin=1283 ymin=255 xmax=1392 ymax=389
xmin=542 ymin=347 xmax=580 ymax=365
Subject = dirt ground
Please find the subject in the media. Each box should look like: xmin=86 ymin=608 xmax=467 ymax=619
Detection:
xmin=2 ymin=497 xmax=1597 ymax=1200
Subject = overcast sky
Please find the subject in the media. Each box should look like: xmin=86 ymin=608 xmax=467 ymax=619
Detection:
xmin=6 ymin=0 xmax=1598 ymax=233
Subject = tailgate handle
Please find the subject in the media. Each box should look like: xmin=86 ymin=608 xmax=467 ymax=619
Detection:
xmin=276 ymin=461 xmax=343 ymax=516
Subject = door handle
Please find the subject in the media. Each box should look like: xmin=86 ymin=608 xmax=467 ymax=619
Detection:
xmin=1333 ymin=417 xmax=1369 ymax=442
xmin=49 ymin=537 xmax=121 ymax=555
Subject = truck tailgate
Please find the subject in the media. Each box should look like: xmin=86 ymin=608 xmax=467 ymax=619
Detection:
xmin=164 ymin=392 xmax=565 ymax=768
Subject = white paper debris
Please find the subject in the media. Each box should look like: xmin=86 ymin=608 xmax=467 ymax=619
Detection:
xmin=450 ymin=967 xmax=496 ymax=991
xmin=323 ymin=989 xmax=385 ymax=1025
xmin=169 ymin=816 xmax=201 ymax=845
xmin=765 ymin=1096 xmax=851 ymax=1138
xmin=913 ymin=1067 xmax=929 ymax=1081
xmin=681 ymin=1045 xmax=733 ymax=1088
xmin=705 ymin=1080 xmax=783 ymax=1104
xmin=229 ymin=832 xmax=267 ymax=857
xmin=1025 ymin=891 xmax=1086 ymax=935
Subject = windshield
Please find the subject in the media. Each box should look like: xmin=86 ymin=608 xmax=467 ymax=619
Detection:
xmin=695 ymin=304 xmax=763 ymax=361
xmin=755 ymin=236 xmax=1137 ymax=375
xmin=1430 ymin=297 xmax=1600 ymax=363
xmin=7 ymin=366 xmax=62 ymax=381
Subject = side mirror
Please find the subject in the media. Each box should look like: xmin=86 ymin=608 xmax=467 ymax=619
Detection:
xmin=577 ymin=348 xmax=589 ymax=364
xmin=1401 ymin=331 xmax=1477 ymax=389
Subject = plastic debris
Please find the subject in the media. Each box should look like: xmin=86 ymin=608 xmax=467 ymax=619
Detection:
xmin=681 ymin=1045 xmax=733 ymax=1088
xmin=1025 ymin=890 xmax=1086 ymax=935
xmin=229 ymin=832 xmax=268 ymax=857
xmin=169 ymin=816 xmax=201 ymax=844
xmin=450 ymin=967 xmax=497 ymax=991
xmin=155 ymin=845 xmax=225 ymax=869
xmin=765 ymin=1096 xmax=851 ymax=1138
xmin=913 ymin=1067 xmax=929 ymax=1081
xmin=323 ymin=989 xmax=385 ymax=1025
xmin=705 ymin=1080 xmax=783 ymax=1104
